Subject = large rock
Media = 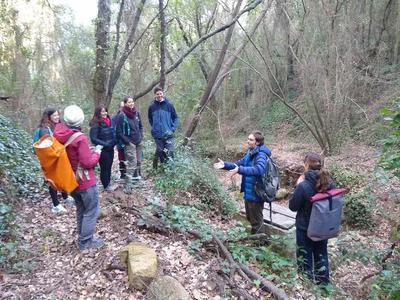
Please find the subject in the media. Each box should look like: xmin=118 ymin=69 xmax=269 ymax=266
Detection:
xmin=145 ymin=276 xmax=189 ymax=300
xmin=120 ymin=242 xmax=157 ymax=290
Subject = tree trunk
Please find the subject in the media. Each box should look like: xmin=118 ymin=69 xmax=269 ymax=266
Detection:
xmin=183 ymin=0 xmax=244 ymax=145
xmin=159 ymin=0 xmax=167 ymax=89
xmin=93 ymin=0 xmax=111 ymax=107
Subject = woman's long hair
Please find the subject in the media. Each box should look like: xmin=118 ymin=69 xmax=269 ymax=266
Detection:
xmin=304 ymin=152 xmax=331 ymax=192
xmin=90 ymin=105 xmax=108 ymax=126
xmin=38 ymin=107 xmax=58 ymax=129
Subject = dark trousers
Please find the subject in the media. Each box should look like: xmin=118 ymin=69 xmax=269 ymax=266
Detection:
xmin=245 ymin=200 xmax=264 ymax=234
xmin=99 ymin=149 xmax=114 ymax=188
xmin=117 ymin=148 xmax=126 ymax=178
xmin=49 ymin=186 xmax=67 ymax=207
xmin=296 ymin=228 xmax=330 ymax=284
xmin=154 ymin=137 xmax=174 ymax=164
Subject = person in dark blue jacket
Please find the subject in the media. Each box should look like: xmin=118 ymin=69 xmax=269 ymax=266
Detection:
xmin=116 ymin=96 xmax=144 ymax=193
xmin=147 ymin=86 xmax=179 ymax=165
xmin=214 ymin=131 xmax=271 ymax=234
xmin=89 ymin=105 xmax=116 ymax=192
xmin=289 ymin=152 xmax=334 ymax=285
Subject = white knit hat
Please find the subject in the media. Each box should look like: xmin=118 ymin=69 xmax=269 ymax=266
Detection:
xmin=63 ymin=105 xmax=84 ymax=127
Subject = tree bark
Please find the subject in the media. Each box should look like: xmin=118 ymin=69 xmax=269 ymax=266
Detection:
xmin=93 ymin=0 xmax=111 ymax=106
xmin=159 ymin=0 xmax=167 ymax=89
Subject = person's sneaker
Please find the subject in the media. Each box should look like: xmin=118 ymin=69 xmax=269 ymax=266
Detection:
xmin=79 ymin=238 xmax=105 ymax=251
xmin=64 ymin=195 xmax=75 ymax=205
xmin=132 ymin=175 xmax=142 ymax=180
xmin=52 ymin=204 xmax=67 ymax=214
xmin=104 ymin=184 xmax=117 ymax=192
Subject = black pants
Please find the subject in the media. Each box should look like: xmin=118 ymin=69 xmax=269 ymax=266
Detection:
xmin=99 ymin=149 xmax=114 ymax=188
xmin=296 ymin=228 xmax=330 ymax=284
xmin=154 ymin=137 xmax=174 ymax=164
xmin=245 ymin=201 xmax=265 ymax=234
xmin=49 ymin=186 xmax=67 ymax=207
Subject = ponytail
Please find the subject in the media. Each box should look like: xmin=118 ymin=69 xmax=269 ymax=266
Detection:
xmin=316 ymin=168 xmax=331 ymax=192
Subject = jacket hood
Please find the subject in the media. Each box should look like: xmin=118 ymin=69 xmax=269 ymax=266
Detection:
xmin=258 ymin=144 xmax=272 ymax=156
xmin=304 ymin=170 xmax=318 ymax=186
xmin=53 ymin=122 xmax=81 ymax=144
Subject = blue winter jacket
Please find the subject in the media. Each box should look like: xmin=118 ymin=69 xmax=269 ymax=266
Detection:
xmin=224 ymin=144 xmax=271 ymax=202
xmin=147 ymin=98 xmax=179 ymax=139
xmin=289 ymin=171 xmax=335 ymax=230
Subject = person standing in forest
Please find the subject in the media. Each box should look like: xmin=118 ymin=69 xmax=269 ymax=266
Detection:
xmin=34 ymin=107 xmax=74 ymax=214
xmin=111 ymin=101 xmax=126 ymax=180
xmin=289 ymin=152 xmax=334 ymax=285
xmin=54 ymin=105 xmax=104 ymax=251
xmin=116 ymin=96 xmax=144 ymax=193
xmin=89 ymin=105 xmax=116 ymax=192
xmin=214 ymin=131 xmax=271 ymax=234
xmin=148 ymin=86 xmax=179 ymax=166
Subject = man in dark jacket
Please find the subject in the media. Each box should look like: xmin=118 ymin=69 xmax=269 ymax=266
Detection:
xmin=214 ymin=131 xmax=271 ymax=234
xmin=148 ymin=86 xmax=179 ymax=165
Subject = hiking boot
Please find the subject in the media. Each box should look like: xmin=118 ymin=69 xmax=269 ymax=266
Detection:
xmin=52 ymin=204 xmax=67 ymax=214
xmin=79 ymin=238 xmax=105 ymax=251
xmin=64 ymin=195 xmax=75 ymax=205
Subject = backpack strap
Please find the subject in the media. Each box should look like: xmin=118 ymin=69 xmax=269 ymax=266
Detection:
xmin=64 ymin=132 xmax=84 ymax=147
xmin=123 ymin=113 xmax=130 ymax=136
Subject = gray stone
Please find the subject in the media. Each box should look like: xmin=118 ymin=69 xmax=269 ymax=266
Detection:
xmin=145 ymin=276 xmax=189 ymax=300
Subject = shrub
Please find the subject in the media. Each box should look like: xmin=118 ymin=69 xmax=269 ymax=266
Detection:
xmin=329 ymin=164 xmax=364 ymax=190
xmin=343 ymin=189 xmax=376 ymax=230
xmin=149 ymin=145 xmax=237 ymax=216
xmin=0 ymin=114 xmax=41 ymax=197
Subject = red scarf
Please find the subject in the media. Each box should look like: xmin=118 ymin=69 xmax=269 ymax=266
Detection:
xmin=122 ymin=106 xmax=136 ymax=119
xmin=101 ymin=116 xmax=111 ymax=127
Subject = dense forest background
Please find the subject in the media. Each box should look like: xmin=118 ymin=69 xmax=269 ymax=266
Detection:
xmin=1 ymin=0 xmax=399 ymax=153
xmin=0 ymin=0 xmax=399 ymax=299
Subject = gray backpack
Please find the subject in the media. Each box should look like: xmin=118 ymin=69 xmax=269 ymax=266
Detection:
xmin=307 ymin=188 xmax=346 ymax=241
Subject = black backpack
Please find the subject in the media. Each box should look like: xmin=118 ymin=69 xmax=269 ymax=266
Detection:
xmin=254 ymin=155 xmax=280 ymax=221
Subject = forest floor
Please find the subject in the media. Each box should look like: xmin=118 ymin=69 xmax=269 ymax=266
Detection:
xmin=0 ymin=137 xmax=399 ymax=299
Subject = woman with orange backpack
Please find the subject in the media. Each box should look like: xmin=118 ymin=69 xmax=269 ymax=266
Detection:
xmin=34 ymin=107 xmax=74 ymax=214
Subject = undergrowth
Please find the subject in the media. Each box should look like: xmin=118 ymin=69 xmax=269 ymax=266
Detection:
xmin=0 ymin=114 xmax=41 ymax=196
xmin=147 ymin=144 xmax=237 ymax=216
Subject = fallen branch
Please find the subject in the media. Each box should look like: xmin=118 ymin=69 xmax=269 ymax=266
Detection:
xmin=120 ymin=204 xmax=290 ymax=299
xmin=239 ymin=263 xmax=290 ymax=300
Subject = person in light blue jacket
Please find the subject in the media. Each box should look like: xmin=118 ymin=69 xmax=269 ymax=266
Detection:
xmin=214 ymin=131 xmax=271 ymax=234
xmin=148 ymin=86 xmax=179 ymax=165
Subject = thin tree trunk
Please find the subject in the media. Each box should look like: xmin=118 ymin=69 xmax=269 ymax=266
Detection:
xmin=105 ymin=0 xmax=147 ymax=106
xmin=159 ymin=0 xmax=167 ymax=89
xmin=132 ymin=0 xmax=263 ymax=101
xmin=93 ymin=0 xmax=111 ymax=106
xmin=183 ymin=0 xmax=244 ymax=145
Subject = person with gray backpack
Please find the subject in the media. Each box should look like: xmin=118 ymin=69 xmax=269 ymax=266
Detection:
xmin=289 ymin=152 xmax=338 ymax=285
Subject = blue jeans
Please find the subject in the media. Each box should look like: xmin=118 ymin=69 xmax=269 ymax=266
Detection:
xmin=296 ymin=228 xmax=330 ymax=284
xmin=71 ymin=185 xmax=100 ymax=247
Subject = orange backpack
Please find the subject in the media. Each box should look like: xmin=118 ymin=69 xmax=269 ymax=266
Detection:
xmin=33 ymin=132 xmax=83 ymax=192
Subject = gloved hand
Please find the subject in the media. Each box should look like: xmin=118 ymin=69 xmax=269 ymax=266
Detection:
xmin=94 ymin=144 xmax=103 ymax=154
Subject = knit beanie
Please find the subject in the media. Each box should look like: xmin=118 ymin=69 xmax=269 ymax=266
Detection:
xmin=63 ymin=105 xmax=84 ymax=127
